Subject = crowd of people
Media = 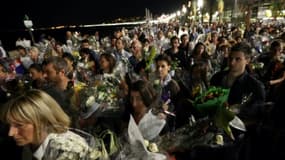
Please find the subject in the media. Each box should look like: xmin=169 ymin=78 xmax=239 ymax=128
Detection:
xmin=1 ymin=20 xmax=285 ymax=160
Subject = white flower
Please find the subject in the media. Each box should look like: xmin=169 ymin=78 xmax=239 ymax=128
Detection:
xmin=154 ymin=79 xmax=160 ymax=86
xmin=148 ymin=143 xmax=159 ymax=153
xmin=144 ymin=140 xmax=149 ymax=147
xmin=86 ymin=96 xmax=95 ymax=107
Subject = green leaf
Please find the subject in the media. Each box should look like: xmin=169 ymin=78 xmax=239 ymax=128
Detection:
xmin=214 ymin=105 xmax=235 ymax=140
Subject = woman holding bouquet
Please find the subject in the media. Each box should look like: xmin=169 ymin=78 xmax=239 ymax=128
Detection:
xmin=119 ymin=80 xmax=167 ymax=159
xmin=1 ymin=89 xmax=106 ymax=160
xmin=154 ymin=54 xmax=181 ymax=131
xmin=99 ymin=53 xmax=116 ymax=74
xmin=123 ymin=80 xmax=167 ymax=140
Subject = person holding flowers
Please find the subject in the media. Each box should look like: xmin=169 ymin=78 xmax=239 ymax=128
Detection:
xmin=154 ymin=54 xmax=181 ymax=131
xmin=123 ymin=80 xmax=167 ymax=140
xmin=0 ymin=89 xmax=106 ymax=160
xmin=210 ymin=42 xmax=266 ymax=160
xmin=210 ymin=42 xmax=266 ymax=125
xmin=116 ymin=79 xmax=168 ymax=159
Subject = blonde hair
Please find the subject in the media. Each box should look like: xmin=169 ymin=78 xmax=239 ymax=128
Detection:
xmin=1 ymin=89 xmax=70 ymax=144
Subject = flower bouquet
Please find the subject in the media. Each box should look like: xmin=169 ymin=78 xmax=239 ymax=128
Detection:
xmin=78 ymin=74 xmax=121 ymax=113
xmin=157 ymin=87 xmax=247 ymax=158
xmin=193 ymin=86 xmax=235 ymax=139
xmin=157 ymin=117 xmax=216 ymax=153
xmin=116 ymin=115 xmax=167 ymax=160
xmin=144 ymin=46 xmax=157 ymax=73
xmin=43 ymin=129 xmax=108 ymax=160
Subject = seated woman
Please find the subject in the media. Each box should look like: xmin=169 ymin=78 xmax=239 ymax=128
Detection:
xmin=0 ymin=89 xmax=107 ymax=160
xmin=123 ymin=80 xmax=166 ymax=141
xmin=154 ymin=54 xmax=181 ymax=131
xmin=98 ymin=53 xmax=128 ymax=100
xmin=28 ymin=63 xmax=47 ymax=89
xmin=99 ymin=53 xmax=116 ymax=74
xmin=77 ymin=48 xmax=98 ymax=83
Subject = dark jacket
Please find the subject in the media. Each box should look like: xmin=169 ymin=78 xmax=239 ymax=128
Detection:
xmin=210 ymin=70 xmax=266 ymax=122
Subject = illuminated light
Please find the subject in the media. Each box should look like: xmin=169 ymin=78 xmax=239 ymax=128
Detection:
xmin=177 ymin=11 xmax=181 ymax=16
xmin=197 ymin=0 xmax=203 ymax=9
xmin=182 ymin=4 xmax=187 ymax=14
xmin=188 ymin=1 xmax=191 ymax=8
xmin=55 ymin=26 xmax=65 ymax=29
xmin=265 ymin=9 xmax=272 ymax=17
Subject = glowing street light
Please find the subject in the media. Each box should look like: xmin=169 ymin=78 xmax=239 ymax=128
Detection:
xmin=182 ymin=4 xmax=187 ymax=14
xmin=177 ymin=11 xmax=181 ymax=17
xmin=197 ymin=0 xmax=204 ymax=23
xmin=197 ymin=0 xmax=203 ymax=9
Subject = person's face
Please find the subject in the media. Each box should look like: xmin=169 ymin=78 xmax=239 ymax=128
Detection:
xmin=8 ymin=120 xmax=35 ymax=146
xmin=273 ymin=46 xmax=282 ymax=57
xmin=156 ymin=60 xmax=170 ymax=79
xmin=64 ymin=58 xmax=73 ymax=71
xmin=115 ymin=39 xmax=124 ymax=50
xmin=228 ymin=51 xmax=249 ymax=73
xmin=157 ymin=31 xmax=164 ymax=39
xmin=181 ymin=36 xmax=189 ymax=45
xmin=99 ymin=56 xmax=110 ymax=71
xmin=130 ymin=91 xmax=146 ymax=114
xmin=197 ymin=45 xmax=205 ymax=54
xmin=171 ymin=39 xmax=180 ymax=48
xmin=81 ymin=42 xmax=89 ymax=49
xmin=29 ymin=50 xmax=38 ymax=59
xmin=43 ymin=63 xmax=59 ymax=82
xmin=29 ymin=68 xmax=42 ymax=80
xmin=55 ymin=45 xmax=63 ymax=55
xmin=221 ymin=46 xmax=229 ymax=57
xmin=18 ymin=49 xmax=27 ymax=57
xmin=131 ymin=44 xmax=142 ymax=59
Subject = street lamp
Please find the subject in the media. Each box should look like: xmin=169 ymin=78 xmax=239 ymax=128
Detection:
xmin=197 ymin=0 xmax=204 ymax=23
xmin=23 ymin=14 xmax=35 ymax=45
xmin=197 ymin=0 xmax=203 ymax=9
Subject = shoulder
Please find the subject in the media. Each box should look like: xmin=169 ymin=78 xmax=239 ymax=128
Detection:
xmin=166 ymin=79 xmax=181 ymax=93
xmin=48 ymin=131 xmax=89 ymax=150
xmin=242 ymin=73 xmax=264 ymax=87
xmin=44 ymin=131 xmax=104 ymax=160
xmin=210 ymin=70 xmax=228 ymax=85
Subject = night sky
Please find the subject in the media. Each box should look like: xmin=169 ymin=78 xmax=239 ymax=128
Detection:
xmin=1 ymin=0 xmax=184 ymax=31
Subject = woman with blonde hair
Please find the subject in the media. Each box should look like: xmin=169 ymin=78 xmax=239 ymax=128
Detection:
xmin=1 ymin=89 xmax=107 ymax=160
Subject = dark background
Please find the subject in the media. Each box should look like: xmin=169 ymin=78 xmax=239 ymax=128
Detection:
xmin=0 ymin=0 xmax=184 ymax=50
xmin=0 ymin=0 xmax=183 ymax=31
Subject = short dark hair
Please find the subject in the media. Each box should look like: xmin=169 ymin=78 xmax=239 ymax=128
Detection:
xmin=16 ymin=45 xmax=26 ymax=50
xmin=170 ymin=36 xmax=179 ymax=44
xmin=155 ymin=54 xmax=172 ymax=65
xmin=43 ymin=56 xmax=68 ymax=74
xmin=230 ymin=42 xmax=252 ymax=58
xmin=29 ymin=63 xmax=43 ymax=72
xmin=130 ymin=80 xmax=158 ymax=108
xmin=270 ymin=40 xmax=281 ymax=52
xmin=62 ymin=52 xmax=75 ymax=63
